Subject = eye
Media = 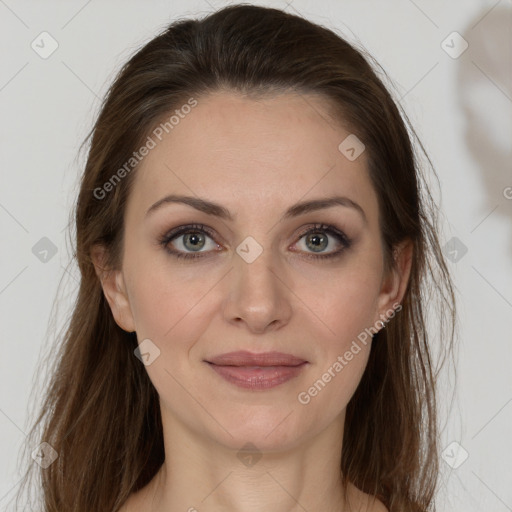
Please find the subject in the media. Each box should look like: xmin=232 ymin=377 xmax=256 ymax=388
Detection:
xmin=292 ymin=223 xmax=352 ymax=260
xmin=159 ymin=223 xmax=352 ymax=261
xmin=159 ymin=224 xmax=221 ymax=260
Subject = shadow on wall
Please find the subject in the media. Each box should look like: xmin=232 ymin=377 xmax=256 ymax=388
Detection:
xmin=457 ymin=3 xmax=512 ymax=248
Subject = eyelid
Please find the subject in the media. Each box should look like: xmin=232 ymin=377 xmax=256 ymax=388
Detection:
xmin=293 ymin=223 xmax=350 ymax=246
xmin=289 ymin=223 xmax=352 ymax=260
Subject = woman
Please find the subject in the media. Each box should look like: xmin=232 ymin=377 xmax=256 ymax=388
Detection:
xmin=15 ymin=4 xmax=456 ymax=511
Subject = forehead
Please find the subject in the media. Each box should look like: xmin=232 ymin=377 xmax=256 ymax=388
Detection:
xmin=129 ymin=90 xmax=378 ymax=223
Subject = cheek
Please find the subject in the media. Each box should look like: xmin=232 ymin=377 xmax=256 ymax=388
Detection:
xmin=292 ymin=233 xmax=384 ymax=334
xmin=123 ymin=234 xmax=218 ymax=339
xmin=298 ymin=266 xmax=380 ymax=408
xmin=300 ymin=343 xmax=371 ymax=431
xmin=308 ymin=264 xmax=382 ymax=343
xmin=125 ymin=262 xmax=217 ymax=402
xmin=298 ymin=284 xmax=375 ymax=419
xmin=128 ymin=268 xmax=213 ymax=343
xmin=324 ymin=287 xmax=379 ymax=346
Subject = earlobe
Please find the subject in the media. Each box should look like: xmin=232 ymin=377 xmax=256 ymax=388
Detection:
xmin=91 ymin=245 xmax=136 ymax=333
xmin=375 ymin=239 xmax=413 ymax=326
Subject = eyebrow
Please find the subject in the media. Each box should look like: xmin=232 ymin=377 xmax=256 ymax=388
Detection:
xmin=145 ymin=194 xmax=367 ymax=224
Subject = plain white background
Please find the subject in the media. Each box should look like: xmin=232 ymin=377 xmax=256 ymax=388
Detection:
xmin=0 ymin=0 xmax=510 ymax=510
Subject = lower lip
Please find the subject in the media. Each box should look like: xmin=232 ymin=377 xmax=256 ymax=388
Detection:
xmin=206 ymin=362 xmax=308 ymax=390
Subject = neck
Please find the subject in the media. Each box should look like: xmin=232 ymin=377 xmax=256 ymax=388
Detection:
xmin=146 ymin=408 xmax=348 ymax=512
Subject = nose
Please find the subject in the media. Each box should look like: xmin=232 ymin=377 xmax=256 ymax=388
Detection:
xmin=222 ymin=243 xmax=293 ymax=334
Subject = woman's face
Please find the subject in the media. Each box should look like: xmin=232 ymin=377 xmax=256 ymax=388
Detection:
xmin=97 ymin=90 xmax=409 ymax=452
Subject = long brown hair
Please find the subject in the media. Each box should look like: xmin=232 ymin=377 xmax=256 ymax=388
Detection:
xmin=12 ymin=4 xmax=456 ymax=511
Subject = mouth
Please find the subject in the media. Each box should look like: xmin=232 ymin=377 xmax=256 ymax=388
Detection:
xmin=205 ymin=350 xmax=308 ymax=367
xmin=204 ymin=351 xmax=309 ymax=390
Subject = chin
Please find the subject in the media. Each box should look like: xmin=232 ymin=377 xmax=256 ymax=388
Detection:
xmin=209 ymin=411 xmax=308 ymax=454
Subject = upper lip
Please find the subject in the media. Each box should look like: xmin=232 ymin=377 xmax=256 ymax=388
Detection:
xmin=206 ymin=351 xmax=307 ymax=367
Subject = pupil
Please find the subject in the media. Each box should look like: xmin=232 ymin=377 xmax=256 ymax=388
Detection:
xmin=308 ymin=233 xmax=326 ymax=252
xmin=185 ymin=232 xmax=204 ymax=251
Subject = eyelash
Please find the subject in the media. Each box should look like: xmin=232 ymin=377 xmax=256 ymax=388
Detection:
xmin=158 ymin=223 xmax=352 ymax=261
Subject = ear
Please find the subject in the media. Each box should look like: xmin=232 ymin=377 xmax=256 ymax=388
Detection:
xmin=91 ymin=245 xmax=136 ymax=333
xmin=373 ymin=239 xmax=413 ymax=327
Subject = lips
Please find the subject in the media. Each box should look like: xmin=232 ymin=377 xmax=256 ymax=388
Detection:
xmin=205 ymin=351 xmax=308 ymax=390
xmin=206 ymin=350 xmax=307 ymax=367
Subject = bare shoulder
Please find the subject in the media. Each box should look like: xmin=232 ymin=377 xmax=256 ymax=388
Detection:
xmin=346 ymin=481 xmax=389 ymax=512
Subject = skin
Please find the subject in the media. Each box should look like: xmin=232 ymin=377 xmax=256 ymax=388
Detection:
xmin=93 ymin=90 xmax=412 ymax=511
